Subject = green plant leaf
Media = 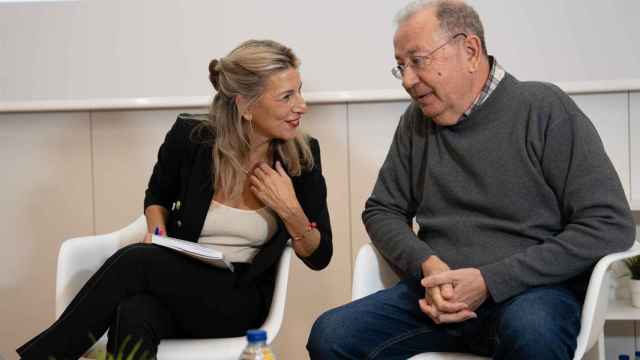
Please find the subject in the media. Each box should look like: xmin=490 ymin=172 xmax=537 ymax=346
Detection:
xmin=624 ymin=255 xmax=640 ymax=280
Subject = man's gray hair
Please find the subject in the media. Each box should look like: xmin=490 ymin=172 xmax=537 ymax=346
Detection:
xmin=395 ymin=0 xmax=488 ymax=56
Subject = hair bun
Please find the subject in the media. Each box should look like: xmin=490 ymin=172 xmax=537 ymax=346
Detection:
xmin=208 ymin=59 xmax=221 ymax=91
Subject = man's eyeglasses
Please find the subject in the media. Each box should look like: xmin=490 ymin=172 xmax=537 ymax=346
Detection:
xmin=391 ymin=32 xmax=467 ymax=80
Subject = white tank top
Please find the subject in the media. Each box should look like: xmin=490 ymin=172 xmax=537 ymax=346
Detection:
xmin=198 ymin=200 xmax=278 ymax=263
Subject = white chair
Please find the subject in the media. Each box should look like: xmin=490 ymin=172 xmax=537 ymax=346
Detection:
xmin=352 ymin=241 xmax=640 ymax=360
xmin=56 ymin=215 xmax=293 ymax=360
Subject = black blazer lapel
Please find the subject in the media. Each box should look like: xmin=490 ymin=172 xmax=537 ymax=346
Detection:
xmin=180 ymin=144 xmax=214 ymax=242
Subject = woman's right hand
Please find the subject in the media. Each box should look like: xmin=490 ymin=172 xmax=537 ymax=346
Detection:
xmin=143 ymin=233 xmax=153 ymax=244
xmin=144 ymin=205 xmax=168 ymax=244
xmin=142 ymin=225 xmax=166 ymax=244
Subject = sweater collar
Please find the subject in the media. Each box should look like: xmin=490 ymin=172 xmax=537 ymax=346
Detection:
xmin=460 ymin=56 xmax=505 ymax=121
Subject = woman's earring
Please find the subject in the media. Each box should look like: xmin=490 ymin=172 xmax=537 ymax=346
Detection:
xmin=244 ymin=114 xmax=254 ymax=128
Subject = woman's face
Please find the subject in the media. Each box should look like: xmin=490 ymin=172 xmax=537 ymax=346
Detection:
xmin=246 ymin=67 xmax=307 ymax=144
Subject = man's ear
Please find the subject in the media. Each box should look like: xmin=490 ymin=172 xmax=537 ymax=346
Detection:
xmin=464 ymin=35 xmax=482 ymax=73
xmin=235 ymin=95 xmax=252 ymax=120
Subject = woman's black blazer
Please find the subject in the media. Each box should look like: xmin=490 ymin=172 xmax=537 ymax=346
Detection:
xmin=144 ymin=114 xmax=333 ymax=284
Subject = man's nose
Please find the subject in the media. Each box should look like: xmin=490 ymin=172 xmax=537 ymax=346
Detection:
xmin=402 ymin=66 xmax=420 ymax=89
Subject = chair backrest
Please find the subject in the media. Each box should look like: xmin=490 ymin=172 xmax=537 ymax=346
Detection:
xmin=55 ymin=216 xmax=147 ymax=317
xmin=352 ymin=243 xmax=400 ymax=301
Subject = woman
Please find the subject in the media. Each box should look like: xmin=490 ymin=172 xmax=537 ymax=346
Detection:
xmin=17 ymin=39 xmax=332 ymax=359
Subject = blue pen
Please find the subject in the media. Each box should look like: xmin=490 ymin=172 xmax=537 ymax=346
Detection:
xmin=154 ymin=227 xmax=160 ymax=236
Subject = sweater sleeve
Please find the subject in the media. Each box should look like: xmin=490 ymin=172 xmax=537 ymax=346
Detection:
xmin=294 ymin=137 xmax=333 ymax=270
xmin=362 ymin=109 xmax=436 ymax=279
xmin=479 ymin=90 xmax=635 ymax=302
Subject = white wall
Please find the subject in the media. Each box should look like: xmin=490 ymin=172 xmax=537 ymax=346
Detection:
xmin=1 ymin=0 xmax=640 ymax=102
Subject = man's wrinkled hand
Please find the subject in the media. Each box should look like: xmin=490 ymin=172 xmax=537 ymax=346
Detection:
xmin=422 ymin=268 xmax=488 ymax=313
xmin=419 ymin=296 xmax=477 ymax=324
xmin=420 ymin=255 xmax=472 ymax=323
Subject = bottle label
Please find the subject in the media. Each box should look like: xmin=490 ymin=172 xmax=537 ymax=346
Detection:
xmin=263 ymin=349 xmax=275 ymax=360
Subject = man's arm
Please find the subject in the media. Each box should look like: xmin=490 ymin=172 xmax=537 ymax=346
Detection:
xmin=363 ymin=107 xmax=478 ymax=323
xmin=479 ymin=90 xmax=635 ymax=303
xmin=362 ymin=108 xmax=434 ymax=279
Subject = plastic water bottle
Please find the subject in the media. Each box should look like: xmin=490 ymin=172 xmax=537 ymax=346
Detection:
xmin=239 ymin=329 xmax=276 ymax=360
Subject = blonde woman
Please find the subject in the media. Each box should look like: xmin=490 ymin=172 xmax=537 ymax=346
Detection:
xmin=18 ymin=39 xmax=332 ymax=359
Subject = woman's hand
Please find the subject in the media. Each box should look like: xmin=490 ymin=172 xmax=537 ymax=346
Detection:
xmin=250 ymin=161 xmax=320 ymax=257
xmin=142 ymin=227 xmax=164 ymax=244
xmin=144 ymin=206 xmax=167 ymax=244
xmin=249 ymin=161 xmax=301 ymax=217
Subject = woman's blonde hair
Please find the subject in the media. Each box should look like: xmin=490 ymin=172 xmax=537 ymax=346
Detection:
xmin=197 ymin=39 xmax=314 ymax=200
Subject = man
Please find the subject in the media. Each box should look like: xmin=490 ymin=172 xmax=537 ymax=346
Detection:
xmin=307 ymin=1 xmax=635 ymax=359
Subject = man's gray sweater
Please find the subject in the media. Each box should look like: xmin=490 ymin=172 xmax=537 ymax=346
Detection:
xmin=363 ymin=73 xmax=635 ymax=303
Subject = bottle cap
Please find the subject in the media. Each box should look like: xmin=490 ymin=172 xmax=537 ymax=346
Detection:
xmin=619 ymin=355 xmax=629 ymax=360
xmin=246 ymin=329 xmax=267 ymax=342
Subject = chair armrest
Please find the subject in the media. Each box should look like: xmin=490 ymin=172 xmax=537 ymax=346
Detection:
xmin=261 ymin=244 xmax=293 ymax=343
xmin=575 ymin=241 xmax=640 ymax=358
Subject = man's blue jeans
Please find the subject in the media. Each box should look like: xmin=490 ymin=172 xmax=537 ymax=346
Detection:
xmin=307 ymin=278 xmax=581 ymax=360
